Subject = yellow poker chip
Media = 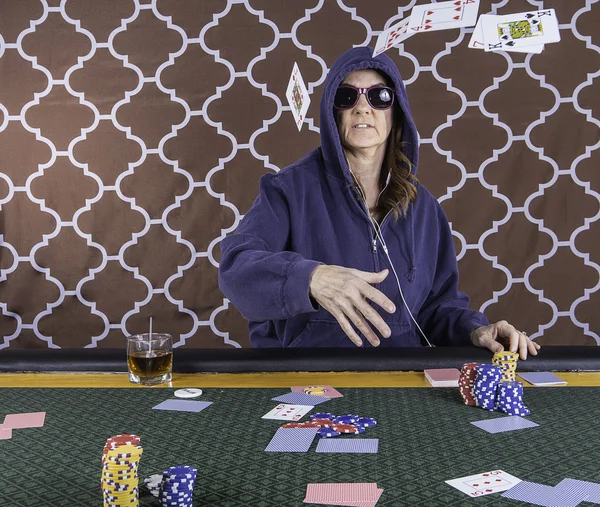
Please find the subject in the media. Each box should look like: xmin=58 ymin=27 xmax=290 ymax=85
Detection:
xmin=302 ymin=385 xmax=327 ymax=396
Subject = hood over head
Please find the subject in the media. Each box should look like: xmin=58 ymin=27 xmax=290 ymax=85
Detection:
xmin=320 ymin=46 xmax=419 ymax=185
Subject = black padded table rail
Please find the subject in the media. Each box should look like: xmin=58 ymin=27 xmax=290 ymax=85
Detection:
xmin=1 ymin=346 xmax=600 ymax=373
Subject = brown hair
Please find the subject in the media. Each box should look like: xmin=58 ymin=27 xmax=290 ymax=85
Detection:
xmin=374 ymin=102 xmax=419 ymax=219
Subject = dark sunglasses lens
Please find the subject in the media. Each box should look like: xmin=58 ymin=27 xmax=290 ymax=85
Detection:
xmin=334 ymin=87 xmax=358 ymax=108
xmin=368 ymin=87 xmax=394 ymax=109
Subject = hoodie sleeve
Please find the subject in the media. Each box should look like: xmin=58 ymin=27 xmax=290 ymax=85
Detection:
xmin=218 ymin=172 xmax=321 ymax=322
xmin=416 ymin=201 xmax=489 ymax=346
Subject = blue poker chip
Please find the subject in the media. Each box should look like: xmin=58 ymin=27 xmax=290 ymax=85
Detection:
xmin=333 ymin=414 xmax=359 ymax=424
xmin=310 ymin=412 xmax=336 ymax=420
xmin=317 ymin=427 xmax=340 ymax=438
xmin=356 ymin=417 xmax=377 ymax=428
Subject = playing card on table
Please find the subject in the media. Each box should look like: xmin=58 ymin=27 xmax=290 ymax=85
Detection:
xmin=424 ymin=368 xmax=461 ymax=387
xmin=261 ymin=403 xmax=313 ymax=421
xmin=1 ymin=412 xmax=46 ymax=429
xmin=316 ymin=438 xmax=379 ymax=454
xmin=501 ymin=480 xmax=588 ymax=506
xmin=264 ymin=427 xmax=318 ymax=452
xmin=555 ymin=479 xmax=600 ymax=504
xmin=304 ymin=483 xmax=379 ymax=504
xmin=470 ymin=415 xmax=539 ymax=434
xmin=286 ymin=62 xmax=310 ymax=131
xmin=291 ymin=385 xmax=343 ymax=398
xmin=518 ymin=372 xmax=567 ymax=386
xmin=482 ymin=9 xmax=560 ymax=52
xmin=446 ymin=470 xmax=521 ymax=497
xmin=373 ymin=17 xmax=413 ymax=57
xmin=0 ymin=427 xmax=12 ymax=440
xmin=408 ymin=0 xmax=480 ymax=33
xmin=152 ymin=399 xmax=213 ymax=413
xmin=271 ymin=392 xmax=331 ymax=406
xmin=469 ymin=14 xmax=544 ymax=53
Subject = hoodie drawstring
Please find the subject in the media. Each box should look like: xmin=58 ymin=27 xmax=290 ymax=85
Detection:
xmin=406 ymin=209 xmax=416 ymax=282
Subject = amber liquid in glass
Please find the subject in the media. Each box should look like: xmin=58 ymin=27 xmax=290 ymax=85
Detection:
xmin=127 ymin=350 xmax=173 ymax=378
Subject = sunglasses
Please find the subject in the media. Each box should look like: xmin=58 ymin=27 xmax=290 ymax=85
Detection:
xmin=334 ymin=85 xmax=395 ymax=110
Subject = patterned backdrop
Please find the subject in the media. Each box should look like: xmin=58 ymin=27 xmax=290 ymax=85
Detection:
xmin=0 ymin=0 xmax=598 ymax=349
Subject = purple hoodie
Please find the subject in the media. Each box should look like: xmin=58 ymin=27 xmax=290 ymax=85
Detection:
xmin=218 ymin=46 xmax=488 ymax=348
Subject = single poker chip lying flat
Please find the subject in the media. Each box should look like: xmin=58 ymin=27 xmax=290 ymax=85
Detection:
xmin=310 ymin=412 xmax=336 ymax=420
xmin=317 ymin=427 xmax=340 ymax=438
xmin=281 ymin=421 xmax=320 ymax=428
xmin=331 ymin=423 xmax=360 ymax=434
xmin=356 ymin=417 xmax=377 ymax=427
xmin=310 ymin=418 xmax=334 ymax=428
xmin=333 ymin=415 xmax=359 ymax=425
xmin=174 ymin=388 xmax=203 ymax=398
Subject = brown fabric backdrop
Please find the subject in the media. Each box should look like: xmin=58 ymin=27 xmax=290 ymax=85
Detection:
xmin=0 ymin=0 xmax=598 ymax=349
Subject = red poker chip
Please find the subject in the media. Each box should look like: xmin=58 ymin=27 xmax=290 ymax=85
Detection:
xmin=331 ymin=423 xmax=359 ymax=434
xmin=310 ymin=418 xmax=334 ymax=428
xmin=281 ymin=422 xmax=320 ymax=428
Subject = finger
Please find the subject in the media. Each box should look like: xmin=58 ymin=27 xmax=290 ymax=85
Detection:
xmin=331 ymin=310 xmax=363 ymax=347
xmin=484 ymin=335 xmax=505 ymax=354
xmin=361 ymin=284 xmax=396 ymax=314
xmin=527 ymin=337 xmax=539 ymax=356
xmin=518 ymin=333 xmax=529 ymax=360
xmin=354 ymin=299 xmax=391 ymax=338
xmin=506 ymin=327 xmax=521 ymax=354
xmin=352 ymin=268 xmax=390 ymax=285
xmin=343 ymin=306 xmax=380 ymax=347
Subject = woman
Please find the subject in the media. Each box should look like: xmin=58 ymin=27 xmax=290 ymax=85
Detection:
xmin=218 ymin=46 xmax=540 ymax=359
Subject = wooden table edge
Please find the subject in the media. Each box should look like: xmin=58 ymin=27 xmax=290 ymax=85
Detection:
xmin=1 ymin=371 xmax=600 ymax=388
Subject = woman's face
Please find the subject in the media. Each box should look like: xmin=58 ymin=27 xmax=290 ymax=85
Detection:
xmin=335 ymin=69 xmax=394 ymax=159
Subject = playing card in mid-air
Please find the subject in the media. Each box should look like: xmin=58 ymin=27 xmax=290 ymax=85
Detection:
xmin=469 ymin=15 xmax=544 ymax=53
xmin=482 ymin=9 xmax=560 ymax=52
xmin=446 ymin=470 xmax=522 ymax=497
xmin=373 ymin=17 xmax=413 ymax=57
xmin=286 ymin=63 xmax=310 ymax=131
xmin=408 ymin=0 xmax=480 ymax=33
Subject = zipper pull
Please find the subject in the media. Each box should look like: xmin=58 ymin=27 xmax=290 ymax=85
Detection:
xmin=372 ymin=238 xmax=377 ymax=253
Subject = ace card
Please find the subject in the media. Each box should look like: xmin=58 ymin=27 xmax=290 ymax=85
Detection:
xmin=408 ymin=0 xmax=480 ymax=33
xmin=286 ymin=63 xmax=310 ymax=131
xmin=373 ymin=17 xmax=413 ymax=57
xmin=446 ymin=470 xmax=522 ymax=497
xmin=262 ymin=403 xmax=313 ymax=421
xmin=482 ymin=9 xmax=560 ymax=52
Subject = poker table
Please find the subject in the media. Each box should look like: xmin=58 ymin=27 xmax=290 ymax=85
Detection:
xmin=2 ymin=346 xmax=600 ymax=506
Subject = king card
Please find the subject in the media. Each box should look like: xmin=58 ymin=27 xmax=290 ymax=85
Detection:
xmin=408 ymin=0 xmax=480 ymax=33
xmin=482 ymin=9 xmax=560 ymax=52
xmin=286 ymin=63 xmax=310 ymax=132
xmin=469 ymin=14 xmax=544 ymax=53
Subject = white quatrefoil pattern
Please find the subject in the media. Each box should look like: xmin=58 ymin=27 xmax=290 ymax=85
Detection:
xmin=0 ymin=0 xmax=598 ymax=349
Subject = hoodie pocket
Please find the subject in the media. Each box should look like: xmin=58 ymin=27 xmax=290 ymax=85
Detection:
xmin=288 ymin=320 xmax=350 ymax=348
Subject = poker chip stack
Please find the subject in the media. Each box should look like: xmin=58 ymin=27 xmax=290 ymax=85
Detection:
xmin=497 ymin=382 xmax=531 ymax=416
xmin=282 ymin=413 xmax=377 ymax=439
xmin=493 ymin=351 xmax=519 ymax=382
xmin=459 ymin=362 xmax=480 ymax=406
xmin=144 ymin=474 xmax=162 ymax=498
xmin=159 ymin=466 xmax=197 ymax=507
xmin=472 ymin=364 xmax=503 ymax=411
xmin=101 ymin=434 xmax=143 ymax=507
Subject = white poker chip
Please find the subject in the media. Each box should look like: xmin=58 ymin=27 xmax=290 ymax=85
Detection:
xmin=174 ymin=388 xmax=203 ymax=399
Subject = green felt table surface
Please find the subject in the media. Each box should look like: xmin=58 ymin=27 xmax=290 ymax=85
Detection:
xmin=0 ymin=386 xmax=597 ymax=506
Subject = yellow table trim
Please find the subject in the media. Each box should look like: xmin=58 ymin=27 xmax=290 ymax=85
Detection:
xmin=1 ymin=371 xmax=600 ymax=388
